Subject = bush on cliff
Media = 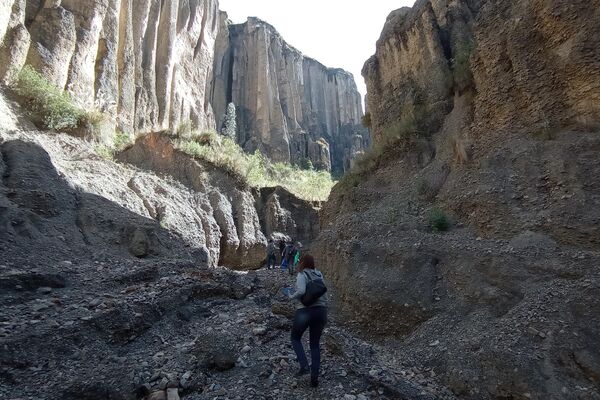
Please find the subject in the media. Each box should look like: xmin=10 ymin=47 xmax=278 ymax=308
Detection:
xmin=94 ymin=131 xmax=133 ymax=160
xmin=14 ymin=65 xmax=106 ymax=135
xmin=14 ymin=65 xmax=84 ymax=131
xmin=178 ymin=131 xmax=335 ymax=201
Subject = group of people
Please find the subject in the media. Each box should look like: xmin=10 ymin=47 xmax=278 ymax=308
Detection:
xmin=266 ymin=240 xmax=329 ymax=388
xmin=266 ymin=238 xmax=302 ymax=274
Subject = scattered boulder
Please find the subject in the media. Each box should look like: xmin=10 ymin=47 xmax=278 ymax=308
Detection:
xmin=192 ymin=333 xmax=237 ymax=372
xmin=128 ymin=228 xmax=150 ymax=258
xmin=146 ymin=391 xmax=166 ymax=400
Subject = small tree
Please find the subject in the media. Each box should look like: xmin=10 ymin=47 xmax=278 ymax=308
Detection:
xmin=223 ymin=102 xmax=237 ymax=139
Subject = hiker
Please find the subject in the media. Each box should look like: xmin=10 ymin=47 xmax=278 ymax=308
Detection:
xmin=290 ymin=242 xmax=302 ymax=275
xmin=282 ymin=240 xmax=295 ymax=272
xmin=279 ymin=239 xmax=286 ymax=264
xmin=266 ymin=239 xmax=277 ymax=269
xmin=287 ymin=254 xmax=328 ymax=387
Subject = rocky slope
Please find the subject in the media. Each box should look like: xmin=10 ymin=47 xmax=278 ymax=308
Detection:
xmin=316 ymin=0 xmax=600 ymax=399
xmin=210 ymin=16 xmax=370 ymax=174
xmin=0 ymin=89 xmax=318 ymax=271
xmin=0 ymin=90 xmax=452 ymax=400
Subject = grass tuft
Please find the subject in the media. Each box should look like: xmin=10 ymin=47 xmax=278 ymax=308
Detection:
xmin=429 ymin=208 xmax=450 ymax=232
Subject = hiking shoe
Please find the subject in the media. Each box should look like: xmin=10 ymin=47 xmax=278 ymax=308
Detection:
xmin=310 ymin=376 xmax=319 ymax=387
xmin=295 ymin=368 xmax=309 ymax=377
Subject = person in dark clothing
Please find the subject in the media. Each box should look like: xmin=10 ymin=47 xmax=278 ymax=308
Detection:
xmin=266 ymin=239 xmax=277 ymax=269
xmin=279 ymin=240 xmax=286 ymax=264
xmin=287 ymin=254 xmax=328 ymax=387
xmin=282 ymin=240 xmax=295 ymax=272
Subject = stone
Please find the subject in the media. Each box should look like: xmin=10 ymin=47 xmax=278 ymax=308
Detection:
xmin=166 ymin=388 xmax=180 ymax=400
xmin=252 ymin=327 xmax=267 ymax=336
xmin=315 ymin=2 xmax=600 ymax=400
xmin=117 ymin=134 xmax=285 ymax=270
xmin=128 ymin=228 xmax=150 ymax=258
xmin=0 ymin=22 xmax=30 ymax=85
xmin=147 ymin=391 xmax=166 ymax=400
xmin=37 ymin=286 xmax=52 ymax=294
xmin=213 ymin=351 xmax=236 ymax=372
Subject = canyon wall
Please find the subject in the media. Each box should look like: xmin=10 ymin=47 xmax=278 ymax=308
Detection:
xmin=363 ymin=0 xmax=599 ymax=141
xmin=0 ymin=0 xmax=220 ymax=135
xmin=210 ymin=16 xmax=370 ymax=174
xmin=317 ymin=0 xmax=600 ymax=398
xmin=0 ymin=3 xmax=369 ymax=174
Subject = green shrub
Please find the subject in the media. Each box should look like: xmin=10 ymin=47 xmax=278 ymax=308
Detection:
xmin=177 ymin=132 xmax=335 ymax=201
xmin=429 ymin=208 xmax=450 ymax=232
xmin=351 ymin=111 xmax=422 ymax=176
xmin=14 ymin=65 xmax=85 ymax=131
xmin=93 ymin=131 xmax=131 ymax=160
xmin=298 ymin=157 xmax=314 ymax=171
xmin=114 ymin=131 xmax=132 ymax=150
xmin=94 ymin=144 xmax=115 ymax=160
xmin=222 ymin=102 xmax=237 ymax=139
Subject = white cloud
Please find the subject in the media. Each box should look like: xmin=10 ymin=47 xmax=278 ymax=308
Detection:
xmin=218 ymin=0 xmax=416 ymax=101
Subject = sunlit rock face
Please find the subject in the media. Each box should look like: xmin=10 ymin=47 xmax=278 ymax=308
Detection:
xmin=0 ymin=2 xmax=370 ymax=173
xmin=363 ymin=0 xmax=600 ymax=143
xmin=0 ymin=0 xmax=220 ymax=135
xmin=210 ymin=16 xmax=370 ymax=174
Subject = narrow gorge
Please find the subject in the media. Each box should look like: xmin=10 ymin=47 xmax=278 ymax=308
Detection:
xmin=1 ymin=0 xmax=599 ymax=400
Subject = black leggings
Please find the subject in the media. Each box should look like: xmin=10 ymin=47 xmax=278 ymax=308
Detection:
xmin=290 ymin=306 xmax=327 ymax=378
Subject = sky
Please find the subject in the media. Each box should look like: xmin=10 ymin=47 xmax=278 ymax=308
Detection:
xmin=218 ymin=0 xmax=416 ymax=102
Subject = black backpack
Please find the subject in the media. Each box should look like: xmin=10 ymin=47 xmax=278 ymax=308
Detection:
xmin=300 ymin=270 xmax=327 ymax=306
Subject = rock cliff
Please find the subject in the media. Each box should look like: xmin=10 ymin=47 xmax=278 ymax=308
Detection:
xmin=363 ymin=0 xmax=599 ymax=141
xmin=0 ymin=0 xmax=220 ymax=135
xmin=0 ymin=2 xmax=369 ymax=174
xmin=0 ymin=88 xmax=318 ymax=270
xmin=117 ymin=132 xmax=320 ymax=268
xmin=317 ymin=0 xmax=600 ymax=398
xmin=210 ymin=16 xmax=370 ymax=174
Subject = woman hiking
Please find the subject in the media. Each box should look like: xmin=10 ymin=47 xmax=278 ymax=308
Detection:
xmin=287 ymin=254 xmax=328 ymax=387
